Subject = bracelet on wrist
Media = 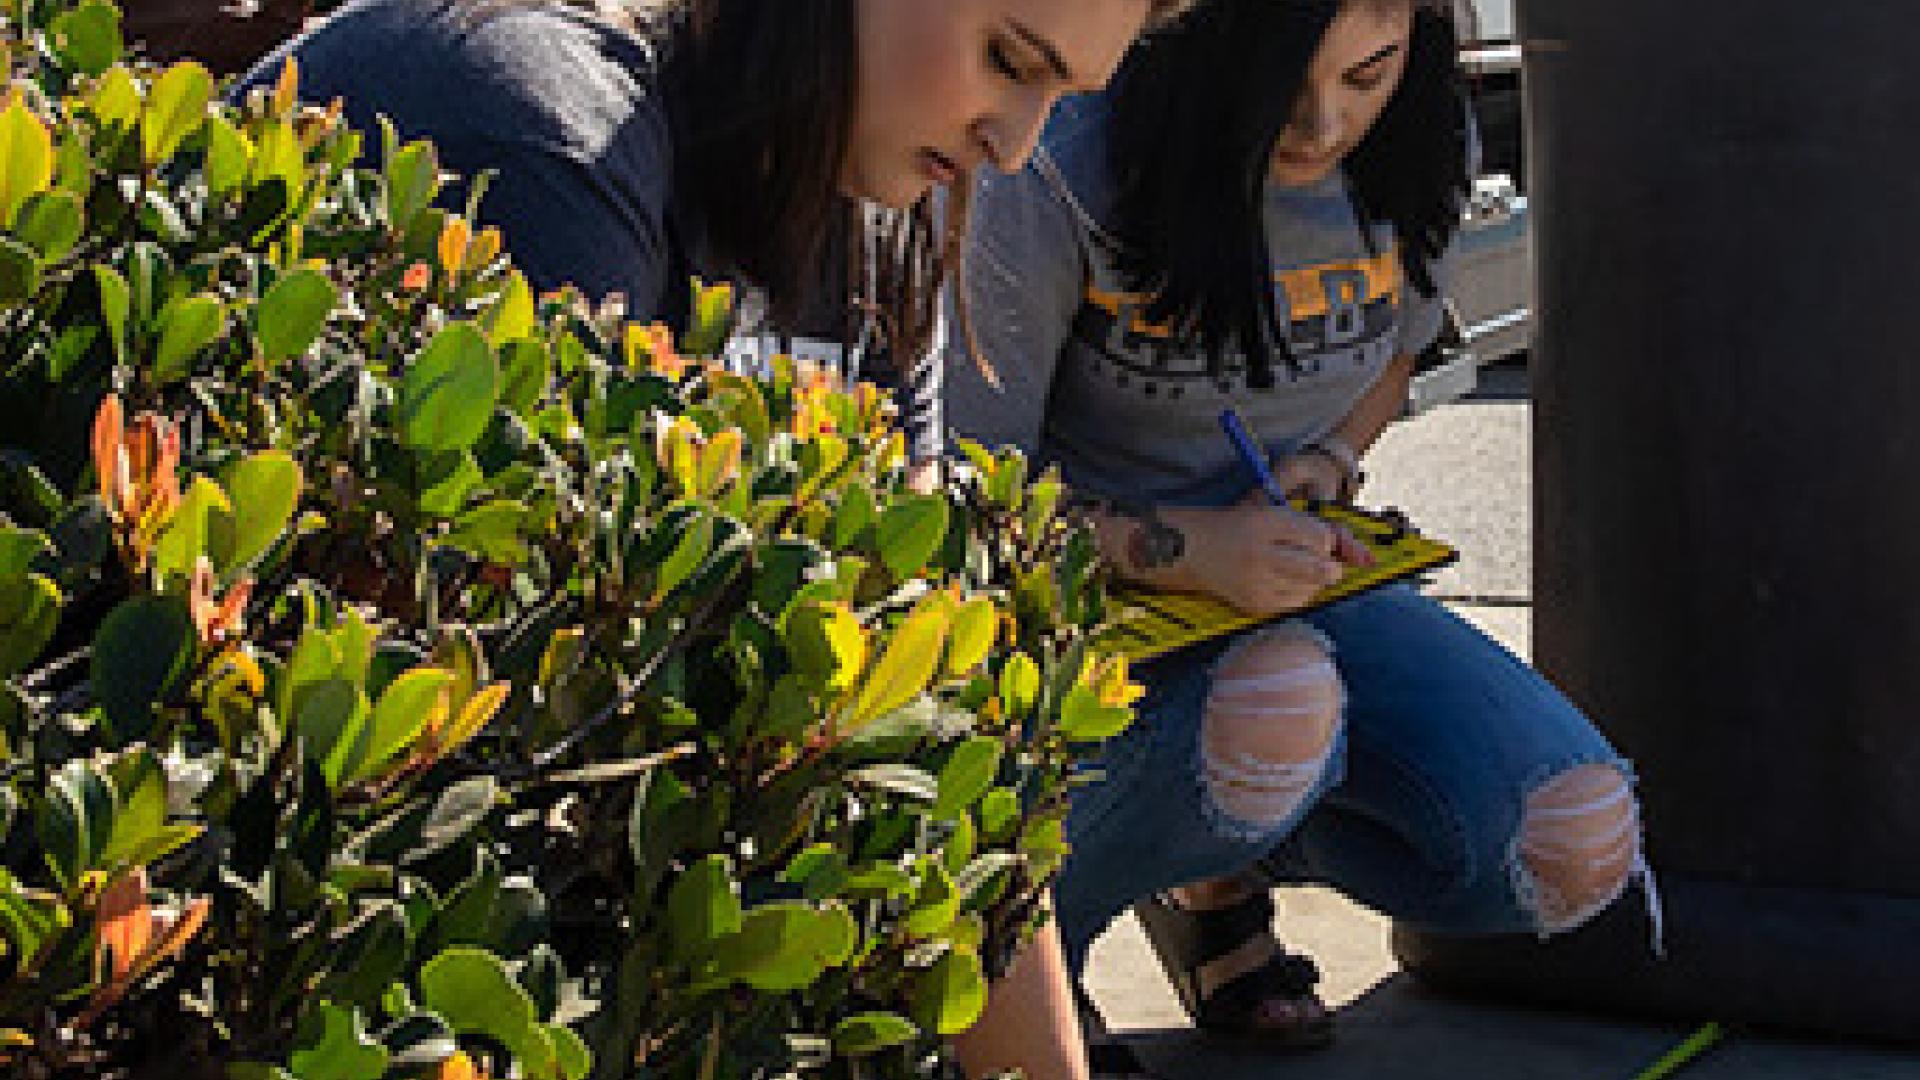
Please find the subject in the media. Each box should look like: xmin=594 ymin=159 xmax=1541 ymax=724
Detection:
xmin=1298 ymin=437 xmax=1365 ymax=502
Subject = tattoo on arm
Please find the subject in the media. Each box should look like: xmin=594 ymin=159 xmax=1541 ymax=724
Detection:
xmin=1064 ymin=492 xmax=1186 ymax=575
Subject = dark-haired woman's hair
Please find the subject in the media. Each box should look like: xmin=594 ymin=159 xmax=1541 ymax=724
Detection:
xmin=1107 ymin=0 xmax=1471 ymax=387
xmin=648 ymin=0 xmax=941 ymax=364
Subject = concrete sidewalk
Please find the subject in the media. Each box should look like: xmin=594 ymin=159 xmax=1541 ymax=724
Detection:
xmin=1078 ymin=366 xmax=1920 ymax=1080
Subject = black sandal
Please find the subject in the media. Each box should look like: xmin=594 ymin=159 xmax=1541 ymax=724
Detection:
xmin=1133 ymin=889 xmax=1335 ymax=1050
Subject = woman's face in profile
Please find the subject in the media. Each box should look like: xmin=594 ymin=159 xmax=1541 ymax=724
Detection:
xmin=845 ymin=0 xmax=1152 ymax=208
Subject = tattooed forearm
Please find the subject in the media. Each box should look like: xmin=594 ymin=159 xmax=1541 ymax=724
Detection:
xmin=1064 ymin=492 xmax=1187 ymax=575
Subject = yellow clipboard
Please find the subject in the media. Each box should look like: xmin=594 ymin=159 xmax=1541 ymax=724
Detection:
xmin=1097 ymin=501 xmax=1457 ymax=662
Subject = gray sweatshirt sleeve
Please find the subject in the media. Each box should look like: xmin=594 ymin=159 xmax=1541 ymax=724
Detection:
xmin=941 ymin=154 xmax=1088 ymax=461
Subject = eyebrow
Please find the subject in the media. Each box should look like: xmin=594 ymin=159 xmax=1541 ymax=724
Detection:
xmin=1349 ymin=41 xmax=1403 ymax=73
xmin=1007 ymin=19 xmax=1078 ymax=86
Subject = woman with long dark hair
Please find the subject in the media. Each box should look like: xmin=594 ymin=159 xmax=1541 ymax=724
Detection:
xmin=946 ymin=0 xmax=1656 ymax=1061
xmin=242 ymin=1 xmax=1189 ymax=1075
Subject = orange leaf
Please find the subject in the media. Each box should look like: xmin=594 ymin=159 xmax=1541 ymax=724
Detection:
xmin=401 ymin=262 xmax=431 ymax=292
xmin=94 ymin=868 xmax=153 ymax=986
xmin=92 ymin=394 xmax=123 ymax=509
xmin=272 ymin=57 xmax=299 ymax=115
xmin=429 ymin=1051 xmax=486 ymax=1080
xmin=438 ymin=216 xmax=472 ymax=277
xmin=126 ymin=896 xmax=209 ymax=986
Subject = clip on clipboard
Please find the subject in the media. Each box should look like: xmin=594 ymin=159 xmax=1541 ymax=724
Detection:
xmin=1097 ymin=499 xmax=1458 ymax=662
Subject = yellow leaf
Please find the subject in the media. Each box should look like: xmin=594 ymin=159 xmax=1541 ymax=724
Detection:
xmin=0 ymin=96 xmax=53 ymax=228
xmin=845 ymin=600 xmax=949 ymax=731
xmin=697 ymin=428 xmax=743 ymax=495
xmin=467 ymin=226 xmax=502 ymax=271
xmin=437 ymin=681 xmax=509 ymax=755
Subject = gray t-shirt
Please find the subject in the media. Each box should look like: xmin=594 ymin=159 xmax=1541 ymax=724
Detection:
xmin=945 ymin=93 xmax=1451 ymax=507
xmin=240 ymin=0 xmax=941 ymax=458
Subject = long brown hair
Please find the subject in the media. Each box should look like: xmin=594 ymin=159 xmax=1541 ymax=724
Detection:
xmin=565 ymin=0 xmax=1196 ymax=366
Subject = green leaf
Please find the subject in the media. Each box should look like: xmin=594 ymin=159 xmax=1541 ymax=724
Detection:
xmin=0 ymin=885 xmax=65 ymax=978
xmin=256 ymin=267 xmax=336 ymax=362
xmin=933 ymin=737 xmax=1003 ymax=821
xmin=418 ymin=947 xmax=554 ymax=1074
xmin=0 ymin=529 xmax=52 ymax=577
xmin=220 ymin=451 xmax=302 ymax=572
xmin=482 ymin=269 xmax=535 ymax=346
xmin=651 ymin=510 xmax=712 ymax=602
xmin=783 ymin=595 xmax=867 ymax=687
xmin=944 ymin=598 xmax=998 ymax=679
xmin=0 ymin=98 xmax=52 ymax=229
xmin=246 ymin=119 xmax=303 ymax=195
xmin=349 ymin=668 xmax=453 ymax=783
xmin=13 ymin=190 xmax=83 ymax=260
xmin=831 ymin=1012 xmax=918 ymax=1057
xmin=323 ymin=904 xmax=411 ymax=1009
xmin=999 ymin=653 xmax=1041 ymax=721
xmin=1057 ymin=685 xmax=1132 ymax=741
xmin=397 ymin=323 xmax=499 ymax=452
xmin=904 ymin=861 xmax=960 ymax=937
xmin=95 ymin=265 xmax=130 ymax=364
xmin=548 ymin=1023 xmax=591 ymax=1080
xmin=38 ymin=761 xmax=114 ymax=889
xmin=415 ymin=449 xmax=481 ymax=517
xmin=874 ymin=495 xmax=949 ymax=579
xmin=845 ymin=603 xmax=947 ymax=730
xmin=664 ymin=854 xmax=741 ymax=963
xmin=978 ymin=789 xmax=1020 ymax=842
xmin=50 ymin=1 xmax=123 ymax=74
xmin=89 ymin=66 xmax=140 ymax=131
xmin=384 ymin=139 xmax=441 ymax=232
xmin=100 ymin=748 xmax=167 ymax=869
xmin=909 ymin=947 xmax=988 ymax=1037
xmin=203 ymin=114 xmax=251 ymax=198
xmin=298 ymin=678 xmax=371 ymax=788
xmin=498 ymin=340 xmax=550 ymax=417
xmin=442 ymin=500 xmax=530 ymax=566
xmin=151 ymin=475 xmax=234 ymax=586
xmin=151 ymin=294 xmax=226 ymax=385
xmin=90 ymin=595 xmax=194 ymax=743
xmin=141 ymin=61 xmax=213 ymax=166
xmin=289 ymin=1002 xmax=389 ymax=1080
xmin=0 ymin=573 xmax=60 ymax=679
xmin=0 ymin=236 xmax=42 ymax=303
xmin=710 ymin=903 xmax=856 ymax=992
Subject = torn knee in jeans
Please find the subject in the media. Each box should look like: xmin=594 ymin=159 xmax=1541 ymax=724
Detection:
xmin=1200 ymin=626 xmax=1342 ymax=834
xmin=1515 ymin=763 xmax=1641 ymax=934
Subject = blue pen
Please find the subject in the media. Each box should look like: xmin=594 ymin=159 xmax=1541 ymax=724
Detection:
xmin=1220 ymin=407 xmax=1294 ymax=507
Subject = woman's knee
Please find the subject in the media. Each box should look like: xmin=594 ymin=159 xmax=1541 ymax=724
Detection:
xmin=1200 ymin=626 xmax=1343 ymax=832
xmin=1514 ymin=763 xmax=1642 ymax=934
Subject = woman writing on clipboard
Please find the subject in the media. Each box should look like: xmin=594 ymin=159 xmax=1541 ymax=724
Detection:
xmin=944 ymin=0 xmax=1655 ymax=1062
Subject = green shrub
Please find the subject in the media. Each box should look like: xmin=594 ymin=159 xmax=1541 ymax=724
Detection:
xmin=0 ymin=3 xmax=1135 ymax=1077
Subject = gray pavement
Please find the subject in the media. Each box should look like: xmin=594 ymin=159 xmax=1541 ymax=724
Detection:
xmin=1079 ymin=364 xmax=1920 ymax=1080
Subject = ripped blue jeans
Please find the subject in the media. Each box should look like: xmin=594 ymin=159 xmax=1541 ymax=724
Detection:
xmin=1054 ymin=584 xmax=1652 ymax=974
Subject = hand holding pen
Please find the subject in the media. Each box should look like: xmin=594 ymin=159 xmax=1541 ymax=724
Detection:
xmin=1221 ymin=408 xmax=1375 ymax=570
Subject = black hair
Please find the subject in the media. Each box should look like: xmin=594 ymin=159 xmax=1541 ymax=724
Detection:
xmin=1107 ymin=0 xmax=1471 ymax=387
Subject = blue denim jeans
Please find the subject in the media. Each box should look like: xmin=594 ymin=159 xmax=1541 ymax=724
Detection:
xmin=1054 ymin=584 xmax=1641 ymax=974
